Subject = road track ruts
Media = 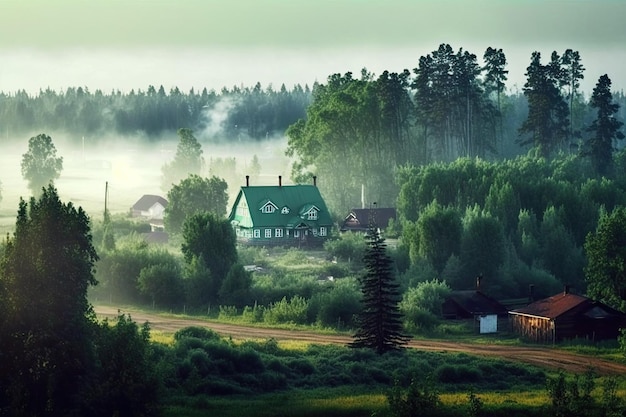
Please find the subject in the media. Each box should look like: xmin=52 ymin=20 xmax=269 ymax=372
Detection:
xmin=94 ymin=305 xmax=626 ymax=376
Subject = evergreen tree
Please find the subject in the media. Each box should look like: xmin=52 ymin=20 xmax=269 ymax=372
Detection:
xmin=561 ymin=49 xmax=585 ymax=142
xmin=518 ymin=52 xmax=569 ymax=158
xmin=351 ymin=218 xmax=409 ymax=354
xmin=585 ymin=74 xmax=624 ymax=176
xmin=0 ymin=185 xmax=99 ymax=416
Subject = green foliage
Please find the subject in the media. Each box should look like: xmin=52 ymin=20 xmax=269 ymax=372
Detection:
xmin=0 ymin=185 xmax=98 ymax=416
xmin=161 ymin=127 xmax=204 ymax=192
xmin=309 ymin=278 xmax=361 ymax=328
xmin=400 ymin=279 xmax=451 ymax=333
xmin=286 ymin=71 xmax=411 ymax=213
xmin=460 ymin=208 xmax=505 ymax=288
xmin=218 ymin=305 xmax=239 ymax=319
xmin=413 ymin=202 xmax=462 ymax=274
xmin=90 ymin=314 xmax=159 ymax=417
xmin=546 ymin=369 xmax=596 ymax=417
xmin=264 ymin=295 xmax=310 ymax=325
xmin=386 ymin=377 xmax=442 ymax=417
xmin=518 ymin=51 xmax=570 ymax=158
xmin=584 ymin=206 xmax=626 ymax=311
xmin=164 ymin=174 xmax=229 ymax=234
xmin=20 ymin=133 xmax=63 ymax=195
xmin=352 ymin=226 xmax=409 ymax=353
xmin=181 ymin=212 xmax=238 ymax=306
xmin=219 ymin=263 xmax=253 ymax=308
xmin=584 ymin=74 xmax=625 ymax=176
xmin=174 ymin=326 xmax=221 ymax=342
xmin=323 ymin=233 xmax=367 ymax=269
xmin=94 ymin=237 xmax=181 ymax=304
xmin=396 ymin=153 xmax=626 ymax=299
xmin=467 ymin=389 xmax=484 ymax=417
xmin=249 ymin=270 xmax=319 ymax=306
xmin=138 ymin=262 xmax=185 ymax=308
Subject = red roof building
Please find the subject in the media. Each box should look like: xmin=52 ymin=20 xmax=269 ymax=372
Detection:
xmin=509 ymin=288 xmax=626 ymax=343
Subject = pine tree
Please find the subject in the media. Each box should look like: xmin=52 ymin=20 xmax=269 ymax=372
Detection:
xmin=585 ymin=74 xmax=624 ymax=176
xmin=351 ymin=220 xmax=409 ymax=354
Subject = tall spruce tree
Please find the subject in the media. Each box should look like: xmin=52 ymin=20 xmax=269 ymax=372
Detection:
xmin=518 ymin=52 xmax=569 ymax=158
xmin=585 ymin=74 xmax=624 ymax=176
xmin=351 ymin=215 xmax=408 ymax=354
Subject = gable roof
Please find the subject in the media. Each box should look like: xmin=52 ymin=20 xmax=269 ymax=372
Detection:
xmin=510 ymin=292 xmax=595 ymax=319
xmin=341 ymin=208 xmax=397 ymax=231
xmin=132 ymin=194 xmax=168 ymax=211
xmin=228 ymin=184 xmax=333 ymax=228
xmin=444 ymin=290 xmax=508 ymax=316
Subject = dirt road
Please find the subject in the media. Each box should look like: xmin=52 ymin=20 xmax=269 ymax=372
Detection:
xmin=94 ymin=305 xmax=626 ymax=376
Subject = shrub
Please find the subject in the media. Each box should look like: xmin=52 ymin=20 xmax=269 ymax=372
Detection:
xmin=264 ymin=295 xmax=310 ymax=325
xmin=218 ymin=305 xmax=238 ymax=319
xmin=174 ymin=326 xmax=221 ymax=342
xmin=242 ymin=303 xmax=265 ymax=322
xmin=387 ymin=377 xmax=442 ymax=417
xmin=309 ymin=279 xmax=361 ymax=328
xmin=323 ymin=233 xmax=366 ymax=267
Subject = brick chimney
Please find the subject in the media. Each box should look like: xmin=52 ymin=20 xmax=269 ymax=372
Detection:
xmin=279 ymin=175 xmax=282 ymax=187
xmin=313 ymin=175 xmax=317 ymax=187
xmin=246 ymin=175 xmax=249 ymax=187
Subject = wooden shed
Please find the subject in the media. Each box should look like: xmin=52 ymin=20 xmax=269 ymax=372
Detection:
xmin=509 ymin=288 xmax=626 ymax=343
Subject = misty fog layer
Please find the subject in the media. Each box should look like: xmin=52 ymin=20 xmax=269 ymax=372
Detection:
xmin=0 ymin=135 xmax=292 ymax=233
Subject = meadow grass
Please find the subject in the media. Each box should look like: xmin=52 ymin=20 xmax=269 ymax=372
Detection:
xmin=161 ymin=387 xmax=552 ymax=417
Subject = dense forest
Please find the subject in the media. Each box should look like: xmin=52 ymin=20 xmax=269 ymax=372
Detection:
xmin=0 ymin=82 xmax=312 ymax=142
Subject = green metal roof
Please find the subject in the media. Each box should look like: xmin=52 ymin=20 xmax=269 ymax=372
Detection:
xmin=228 ymin=184 xmax=333 ymax=229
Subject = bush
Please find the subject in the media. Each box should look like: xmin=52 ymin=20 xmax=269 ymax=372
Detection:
xmin=309 ymin=279 xmax=361 ymax=328
xmin=174 ymin=326 xmax=221 ymax=342
xmin=323 ymin=233 xmax=366 ymax=267
xmin=218 ymin=305 xmax=238 ymax=319
xmin=387 ymin=377 xmax=442 ymax=417
xmin=242 ymin=303 xmax=265 ymax=323
xmin=264 ymin=295 xmax=310 ymax=325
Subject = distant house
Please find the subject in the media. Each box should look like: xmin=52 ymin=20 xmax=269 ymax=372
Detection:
xmin=509 ymin=287 xmax=626 ymax=343
xmin=340 ymin=207 xmax=397 ymax=233
xmin=228 ymin=176 xmax=333 ymax=247
xmin=442 ymin=290 xmax=509 ymax=334
xmin=131 ymin=195 xmax=168 ymax=220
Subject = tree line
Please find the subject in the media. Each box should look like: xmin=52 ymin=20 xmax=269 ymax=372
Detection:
xmin=0 ymin=82 xmax=311 ymax=141
xmin=287 ymin=44 xmax=626 ymax=214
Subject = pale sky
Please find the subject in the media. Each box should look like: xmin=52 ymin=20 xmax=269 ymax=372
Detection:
xmin=0 ymin=0 xmax=624 ymax=95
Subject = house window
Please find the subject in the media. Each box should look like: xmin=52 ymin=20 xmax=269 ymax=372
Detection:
xmin=294 ymin=230 xmax=300 ymax=238
xmin=281 ymin=207 xmax=290 ymax=214
xmin=265 ymin=229 xmax=272 ymax=238
xmin=262 ymin=205 xmax=275 ymax=214
xmin=253 ymin=229 xmax=260 ymax=238
xmin=320 ymin=227 xmax=327 ymax=236
xmin=275 ymin=228 xmax=283 ymax=238
xmin=307 ymin=210 xmax=318 ymax=220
